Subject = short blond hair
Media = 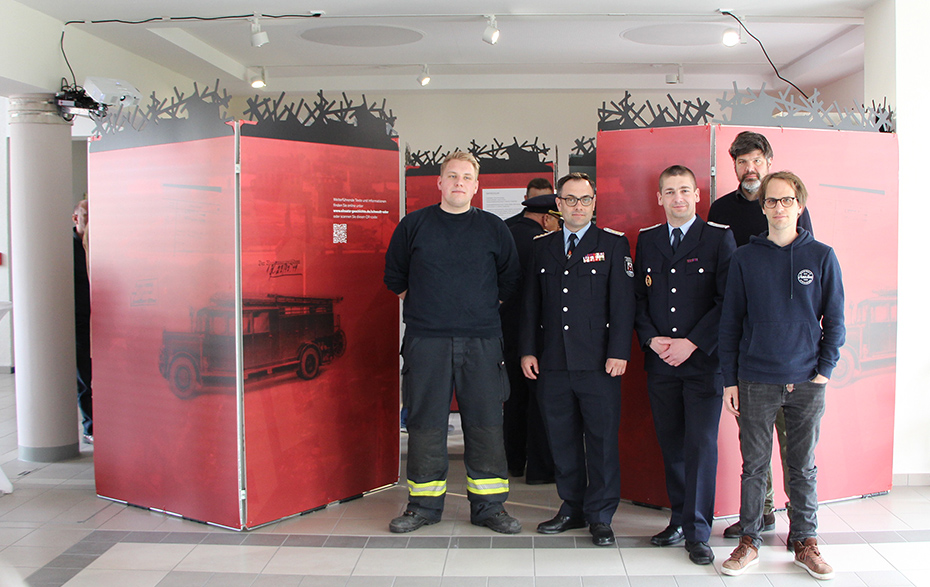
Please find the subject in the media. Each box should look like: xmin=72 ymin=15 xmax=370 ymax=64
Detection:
xmin=440 ymin=151 xmax=480 ymax=178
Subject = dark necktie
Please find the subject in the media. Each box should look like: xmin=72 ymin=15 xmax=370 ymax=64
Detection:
xmin=567 ymin=233 xmax=577 ymax=259
xmin=671 ymin=227 xmax=683 ymax=253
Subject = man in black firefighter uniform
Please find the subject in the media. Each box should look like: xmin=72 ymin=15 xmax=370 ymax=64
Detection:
xmin=634 ymin=165 xmax=736 ymax=565
xmin=519 ymin=172 xmax=635 ymax=546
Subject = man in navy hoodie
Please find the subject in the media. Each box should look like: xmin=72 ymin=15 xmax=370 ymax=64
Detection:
xmin=718 ymin=172 xmax=844 ymax=580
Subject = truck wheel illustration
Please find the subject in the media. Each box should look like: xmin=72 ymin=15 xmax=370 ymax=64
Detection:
xmin=169 ymin=356 xmax=201 ymax=398
xmin=830 ymin=348 xmax=857 ymax=388
xmin=297 ymin=345 xmax=321 ymax=380
xmin=332 ymin=329 xmax=347 ymax=358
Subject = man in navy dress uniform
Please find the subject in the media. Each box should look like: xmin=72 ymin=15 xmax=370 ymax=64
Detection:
xmin=519 ymin=172 xmax=636 ymax=546
xmin=634 ymin=165 xmax=736 ymax=565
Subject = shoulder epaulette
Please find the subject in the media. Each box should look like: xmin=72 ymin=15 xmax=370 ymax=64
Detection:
xmin=533 ymin=230 xmax=558 ymax=240
xmin=602 ymin=227 xmax=625 ymax=237
xmin=707 ymin=221 xmax=730 ymax=230
xmin=639 ymin=223 xmax=662 ymax=232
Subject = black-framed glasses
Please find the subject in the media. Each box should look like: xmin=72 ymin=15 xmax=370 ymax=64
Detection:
xmin=762 ymin=196 xmax=797 ymax=209
xmin=559 ymin=195 xmax=594 ymax=206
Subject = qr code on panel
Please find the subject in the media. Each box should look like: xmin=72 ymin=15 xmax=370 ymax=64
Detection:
xmin=333 ymin=224 xmax=348 ymax=244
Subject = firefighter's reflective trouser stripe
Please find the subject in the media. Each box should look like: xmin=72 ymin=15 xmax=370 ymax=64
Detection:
xmin=401 ymin=336 xmax=511 ymax=523
xmin=408 ymin=479 xmax=446 ymax=498
xmin=466 ymin=476 xmax=509 ymax=496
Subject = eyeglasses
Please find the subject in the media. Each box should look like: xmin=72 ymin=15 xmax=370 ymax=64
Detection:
xmin=762 ymin=196 xmax=797 ymax=209
xmin=559 ymin=195 xmax=594 ymax=206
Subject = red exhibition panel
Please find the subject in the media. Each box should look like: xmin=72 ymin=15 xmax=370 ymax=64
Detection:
xmin=598 ymin=125 xmax=897 ymax=516
xmin=239 ymin=137 xmax=400 ymax=527
xmin=596 ymin=126 xmax=714 ymax=509
xmin=89 ymin=136 xmax=242 ymax=528
xmin=713 ymin=126 xmax=897 ymax=511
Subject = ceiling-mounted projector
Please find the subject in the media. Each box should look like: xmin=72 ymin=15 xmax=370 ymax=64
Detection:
xmin=83 ymin=77 xmax=142 ymax=107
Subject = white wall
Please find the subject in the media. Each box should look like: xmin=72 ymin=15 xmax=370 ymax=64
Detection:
xmin=0 ymin=98 xmax=11 ymax=370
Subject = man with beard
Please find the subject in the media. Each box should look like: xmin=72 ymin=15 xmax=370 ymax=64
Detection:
xmin=708 ymin=131 xmax=812 ymax=247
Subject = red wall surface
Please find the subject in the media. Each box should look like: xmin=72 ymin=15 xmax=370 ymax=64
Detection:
xmin=597 ymin=125 xmax=897 ymax=515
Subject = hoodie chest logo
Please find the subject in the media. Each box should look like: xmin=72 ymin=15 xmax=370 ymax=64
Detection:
xmin=798 ymin=269 xmax=814 ymax=285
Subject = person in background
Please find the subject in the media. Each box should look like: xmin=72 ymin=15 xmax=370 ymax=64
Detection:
xmin=73 ymin=199 xmax=93 ymax=445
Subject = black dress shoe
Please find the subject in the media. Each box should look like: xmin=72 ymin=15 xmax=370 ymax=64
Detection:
xmin=685 ymin=540 xmax=715 ymax=565
xmin=537 ymin=514 xmax=586 ymax=534
xmin=650 ymin=524 xmax=685 ymax=546
xmin=525 ymin=477 xmax=555 ymax=485
xmin=589 ymin=522 xmax=615 ymax=546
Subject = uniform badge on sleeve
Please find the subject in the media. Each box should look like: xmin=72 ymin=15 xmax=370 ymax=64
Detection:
xmin=582 ymin=252 xmax=605 ymax=263
xmin=625 ymin=256 xmax=634 ymax=277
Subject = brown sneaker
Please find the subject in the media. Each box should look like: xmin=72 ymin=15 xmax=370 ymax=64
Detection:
xmin=794 ymin=537 xmax=835 ymax=580
xmin=721 ymin=535 xmax=759 ymax=576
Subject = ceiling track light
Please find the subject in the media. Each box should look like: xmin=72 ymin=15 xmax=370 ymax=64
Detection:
xmin=722 ymin=27 xmax=741 ymax=47
xmin=417 ymin=64 xmax=431 ymax=86
xmin=665 ymin=64 xmax=683 ymax=85
xmin=250 ymin=14 xmax=269 ymax=47
xmin=482 ymin=15 xmax=500 ymax=45
xmin=250 ymin=67 xmax=267 ymax=89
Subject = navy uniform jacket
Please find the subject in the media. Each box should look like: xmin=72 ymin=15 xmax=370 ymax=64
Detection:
xmin=633 ymin=216 xmax=736 ymax=376
xmin=500 ymin=215 xmax=544 ymax=358
xmin=519 ymin=225 xmax=635 ymax=372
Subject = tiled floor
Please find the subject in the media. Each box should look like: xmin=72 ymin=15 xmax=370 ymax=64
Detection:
xmin=0 ymin=373 xmax=928 ymax=587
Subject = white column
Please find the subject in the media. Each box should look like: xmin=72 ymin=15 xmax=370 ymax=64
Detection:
xmin=865 ymin=1 xmax=930 ymax=478
xmin=8 ymin=94 xmax=79 ymax=462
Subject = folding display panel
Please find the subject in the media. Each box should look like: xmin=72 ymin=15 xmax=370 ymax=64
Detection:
xmin=89 ymin=92 xmax=400 ymax=529
xmin=597 ymin=124 xmax=897 ymax=515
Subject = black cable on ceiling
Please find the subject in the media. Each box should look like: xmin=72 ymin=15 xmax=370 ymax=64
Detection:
xmin=720 ymin=10 xmax=810 ymax=101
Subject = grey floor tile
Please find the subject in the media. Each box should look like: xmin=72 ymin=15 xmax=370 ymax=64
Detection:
xmin=43 ymin=552 xmax=97 ymax=569
xmin=615 ymin=536 xmax=647 ymax=548
xmin=627 ymin=577 xmax=678 ymax=587
xmin=242 ymin=533 xmax=287 ymax=546
xmin=536 ymin=577 xmax=582 ymax=587
xmin=672 ymin=576 xmax=726 ymax=587
xmin=204 ymin=572 xmax=260 ymax=586
xmin=345 ymin=577 xmax=395 ymax=587
xmin=162 ymin=531 xmax=208 ymax=544
xmin=409 ymin=536 xmax=451 ymax=549
xmin=284 ymin=535 xmax=328 ymax=547
xmin=252 ymin=575 xmax=305 ymax=587
xmin=487 ymin=578 xmax=531 ymax=587
xmin=201 ymin=533 xmax=248 ymax=545
xmin=62 ymin=540 xmax=114 ymax=555
xmin=491 ymin=536 xmax=533 ymax=548
xmin=82 ymin=529 xmax=130 ymax=542
xmin=582 ymin=577 xmax=631 ymax=587
xmin=441 ymin=579 xmax=488 ymax=587
xmin=534 ymin=536 xmax=577 ymax=548
xmin=124 ymin=530 xmax=171 ymax=543
xmin=825 ymin=572 xmax=868 ymax=587
xmin=24 ymin=566 xmax=82 ymax=586
xmin=298 ymin=577 xmax=350 ymax=587
xmin=820 ymin=532 xmax=867 ymax=545
xmin=855 ymin=570 xmax=916 ymax=587
xmin=393 ymin=577 xmax=442 ymax=587
xmin=155 ymin=571 xmax=214 ymax=587
xmin=325 ymin=535 xmax=369 ymax=548
xmin=897 ymin=529 xmax=930 ymax=542
xmin=858 ymin=531 xmax=906 ymax=543
xmin=451 ymin=536 xmax=492 ymax=549
xmin=366 ymin=536 xmax=409 ymax=548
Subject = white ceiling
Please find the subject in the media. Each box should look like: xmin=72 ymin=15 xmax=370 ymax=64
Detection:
xmin=27 ymin=0 xmax=874 ymax=95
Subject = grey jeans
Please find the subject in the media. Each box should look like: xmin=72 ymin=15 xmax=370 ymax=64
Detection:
xmin=737 ymin=379 xmax=827 ymax=546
